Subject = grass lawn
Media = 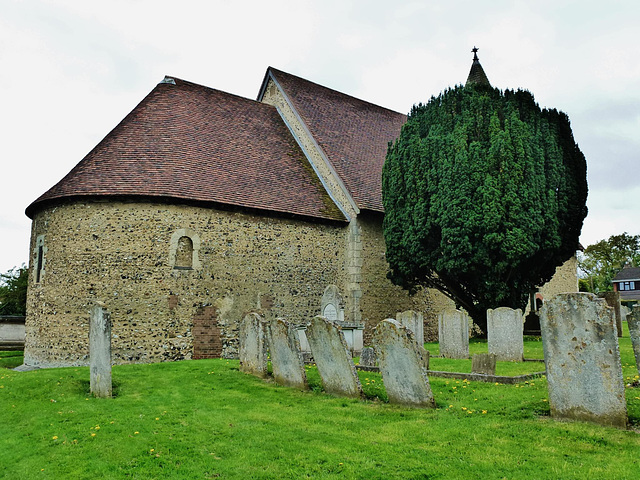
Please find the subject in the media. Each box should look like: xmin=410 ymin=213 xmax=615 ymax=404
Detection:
xmin=2 ymin=335 xmax=640 ymax=479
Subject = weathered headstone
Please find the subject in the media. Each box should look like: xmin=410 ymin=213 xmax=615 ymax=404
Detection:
xmin=90 ymin=303 xmax=112 ymax=398
xmin=321 ymin=285 xmax=344 ymax=322
xmin=305 ymin=316 xmax=362 ymax=398
xmin=540 ymin=293 xmax=627 ymax=427
xmin=373 ymin=319 xmax=435 ymax=407
xmin=266 ymin=318 xmax=308 ymax=390
xmin=471 ymin=353 xmax=497 ymax=375
xmin=396 ymin=310 xmax=424 ymax=347
xmin=437 ymin=308 xmax=469 ymax=359
xmin=487 ymin=307 xmax=524 ymax=361
xmin=239 ymin=313 xmax=268 ymax=378
xmin=599 ymin=291 xmax=623 ymax=337
xmin=359 ymin=346 xmax=376 ymax=367
xmin=628 ymin=306 xmax=640 ymax=376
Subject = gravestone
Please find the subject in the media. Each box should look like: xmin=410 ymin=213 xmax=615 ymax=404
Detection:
xmin=396 ymin=310 xmax=424 ymax=347
xmin=359 ymin=346 xmax=376 ymax=367
xmin=540 ymin=293 xmax=627 ymax=427
xmin=321 ymin=285 xmax=344 ymax=322
xmin=471 ymin=353 xmax=497 ymax=375
xmin=599 ymin=291 xmax=623 ymax=337
xmin=239 ymin=313 xmax=268 ymax=378
xmin=266 ymin=318 xmax=308 ymax=390
xmin=90 ymin=303 xmax=112 ymax=398
xmin=628 ymin=306 xmax=640 ymax=376
xmin=438 ymin=308 xmax=469 ymax=359
xmin=306 ymin=316 xmax=362 ymax=398
xmin=373 ymin=319 xmax=435 ymax=407
xmin=320 ymin=285 xmax=363 ymax=354
xmin=487 ymin=307 xmax=524 ymax=361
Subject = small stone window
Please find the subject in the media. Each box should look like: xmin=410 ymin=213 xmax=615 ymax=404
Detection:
xmin=175 ymin=236 xmax=194 ymax=269
xmin=35 ymin=235 xmax=46 ymax=283
xmin=169 ymin=228 xmax=201 ymax=271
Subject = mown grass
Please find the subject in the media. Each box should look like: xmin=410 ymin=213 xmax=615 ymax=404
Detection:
xmin=1 ymin=335 xmax=640 ymax=479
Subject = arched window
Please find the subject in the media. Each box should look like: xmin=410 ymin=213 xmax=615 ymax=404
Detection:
xmin=175 ymin=236 xmax=194 ymax=269
xmin=169 ymin=228 xmax=201 ymax=271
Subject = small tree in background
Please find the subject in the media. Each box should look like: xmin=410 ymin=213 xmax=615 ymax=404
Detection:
xmin=383 ymin=84 xmax=588 ymax=332
xmin=578 ymin=233 xmax=640 ymax=293
xmin=0 ymin=265 xmax=28 ymax=316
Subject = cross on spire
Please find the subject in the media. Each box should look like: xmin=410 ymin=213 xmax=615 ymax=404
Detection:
xmin=472 ymin=46 xmax=479 ymax=61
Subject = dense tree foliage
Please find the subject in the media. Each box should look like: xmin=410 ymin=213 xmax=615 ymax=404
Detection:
xmin=578 ymin=233 xmax=640 ymax=293
xmin=0 ymin=266 xmax=28 ymax=316
xmin=382 ymin=84 xmax=588 ymax=330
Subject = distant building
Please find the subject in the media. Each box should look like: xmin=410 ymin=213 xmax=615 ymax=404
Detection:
xmin=612 ymin=266 xmax=640 ymax=303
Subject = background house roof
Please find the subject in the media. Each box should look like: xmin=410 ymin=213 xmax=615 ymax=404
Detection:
xmin=26 ymin=77 xmax=345 ymax=222
xmin=612 ymin=266 xmax=640 ymax=282
xmin=267 ymin=68 xmax=407 ymax=213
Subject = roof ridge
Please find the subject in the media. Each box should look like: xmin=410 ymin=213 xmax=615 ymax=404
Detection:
xmin=267 ymin=67 xmax=406 ymax=116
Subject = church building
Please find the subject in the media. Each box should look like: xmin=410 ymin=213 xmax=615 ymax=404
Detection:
xmin=23 ymin=55 xmax=577 ymax=367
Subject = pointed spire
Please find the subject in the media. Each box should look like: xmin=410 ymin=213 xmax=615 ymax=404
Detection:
xmin=466 ymin=46 xmax=491 ymax=87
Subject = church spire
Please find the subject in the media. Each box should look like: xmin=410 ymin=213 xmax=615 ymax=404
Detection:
xmin=466 ymin=47 xmax=491 ymax=87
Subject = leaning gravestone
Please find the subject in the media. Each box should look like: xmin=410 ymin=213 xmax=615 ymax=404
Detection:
xmin=266 ymin=318 xmax=308 ymax=390
xmin=540 ymin=293 xmax=627 ymax=427
xmin=487 ymin=307 xmax=524 ymax=361
xmin=239 ymin=313 xmax=268 ymax=378
xmin=306 ymin=316 xmax=362 ymax=398
xmin=90 ymin=303 xmax=112 ymax=398
xmin=628 ymin=306 xmax=640 ymax=376
xmin=396 ymin=310 xmax=424 ymax=347
xmin=438 ymin=308 xmax=469 ymax=359
xmin=471 ymin=353 xmax=497 ymax=375
xmin=373 ymin=319 xmax=435 ymax=407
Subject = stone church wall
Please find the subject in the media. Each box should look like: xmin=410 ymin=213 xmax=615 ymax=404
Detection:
xmin=25 ymin=201 xmax=350 ymax=367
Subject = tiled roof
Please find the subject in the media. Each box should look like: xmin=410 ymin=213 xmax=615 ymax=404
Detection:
xmin=26 ymin=77 xmax=345 ymax=222
xmin=613 ymin=267 xmax=640 ymax=282
xmin=266 ymin=68 xmax=407 ymax=212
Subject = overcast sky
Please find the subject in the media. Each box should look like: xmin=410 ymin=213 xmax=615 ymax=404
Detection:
xmin=1 ymin=0 xmax=639 ymax=273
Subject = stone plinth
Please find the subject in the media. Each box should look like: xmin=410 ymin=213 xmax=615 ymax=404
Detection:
xmin=487 ymin=307 xmax=524 ymax=361
xmin=266 ymin=318 xmax=307 ymax=390
xmin=540 ymin=293 xmax=627 ymax=428
xmin=359 ymin=347 xmax=376 ymax=367
xmin=373 ymin=319 xmax=435 ymax=407
xmin=471 ymin=353 xmax=496 ymax=375
xmin=438 ymin=308 xmax=469 ymax=359
xmin=239 ymin=313 xmax=268 ymax=378
xmin=305 ymin=316 xmax=362 ymax=398
xmin=90 ymin=304 xmax=112 ymax=398
xmin=396 ymin=310 xmax=424 ymax=347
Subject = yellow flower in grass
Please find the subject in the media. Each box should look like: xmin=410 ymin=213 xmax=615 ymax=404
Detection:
xmin=91 ymin=433 xmax=96 ymax=437
xmin=482 ymin=410 xmax=487 ymax=414
xmin=52 ymin=436 xmax=58 ymax=440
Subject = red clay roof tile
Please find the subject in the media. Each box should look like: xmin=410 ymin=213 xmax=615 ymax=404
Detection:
xmin=267 ymin=68 xmax=407 ymax=212
xmin=26 ymin=77 xmax=345 ymax=222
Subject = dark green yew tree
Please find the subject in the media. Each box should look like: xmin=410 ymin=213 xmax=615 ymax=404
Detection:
xmin=382 ymin=84 xmax=588 ymax=331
